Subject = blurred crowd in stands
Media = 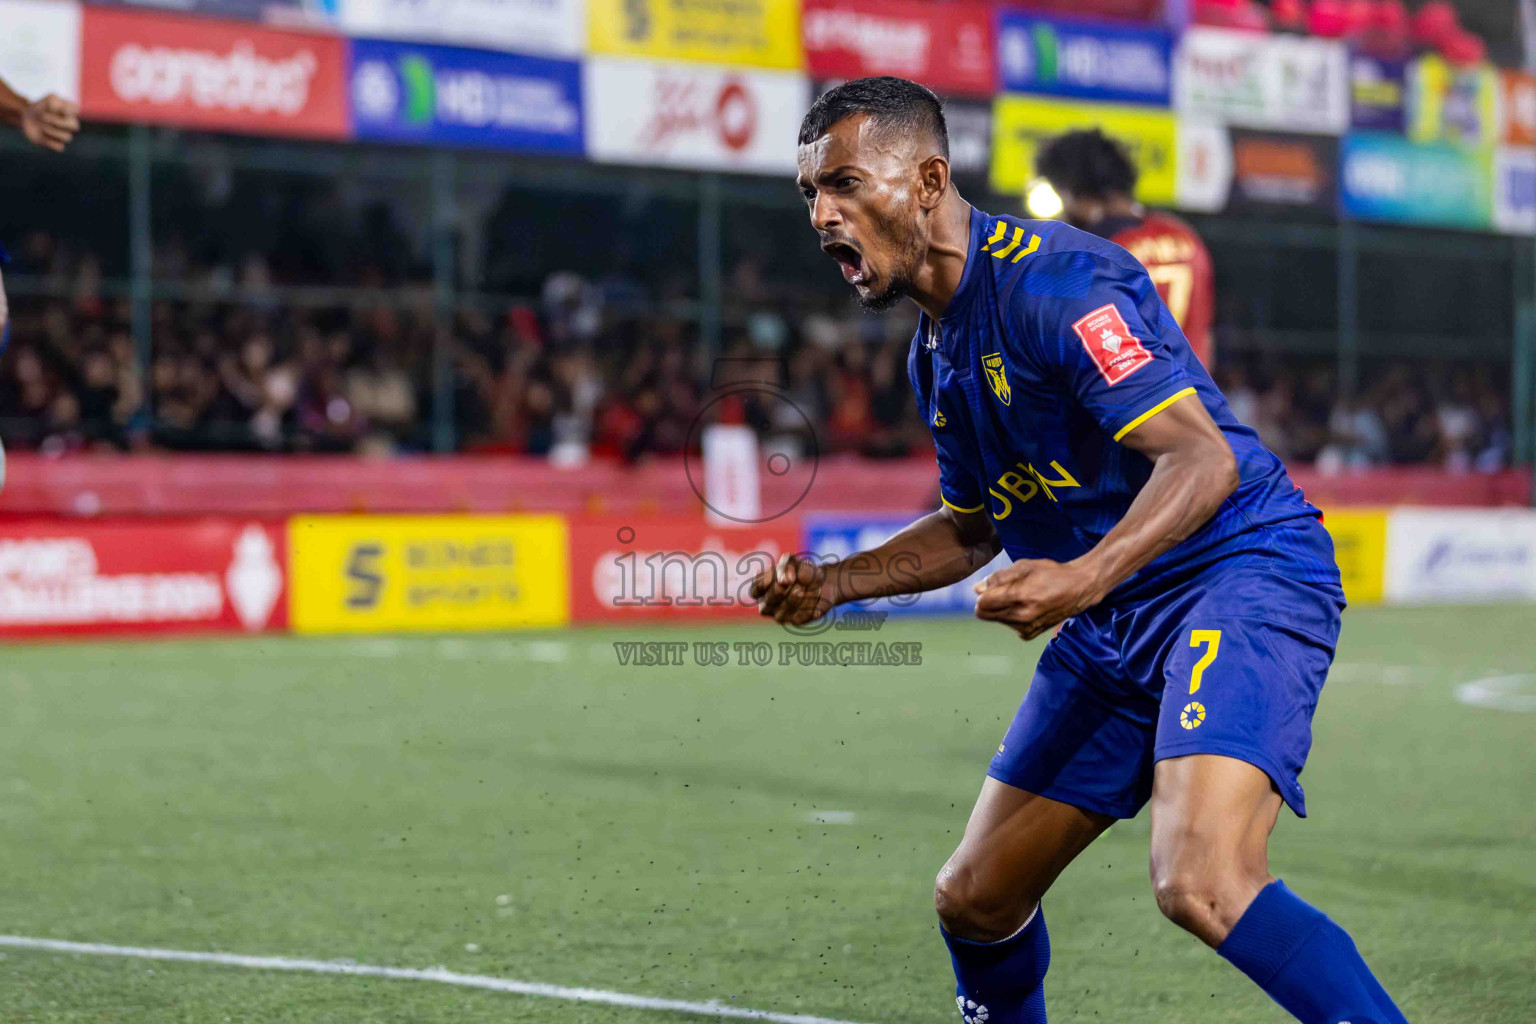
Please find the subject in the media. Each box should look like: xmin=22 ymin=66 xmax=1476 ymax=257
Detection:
xmin=0 ymin=227 xmax=1516 ymax=471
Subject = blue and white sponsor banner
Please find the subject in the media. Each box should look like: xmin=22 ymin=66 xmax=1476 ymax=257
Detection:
xmin=1339 ymin=131 xmax=1491 ymax=230
xmin=1175 ymin=27 xmax=1348 ymax=134
xmin=1385 ymin=509 xmax=1536 ymax=603
xmin=349 ymin=39 xmax=582 ymax=153
xmin=996 ymin=12 xmax=1171 ymax=106
xmin=337 ymin=0 xmax=583 ymax=58
xmin=1494 ymin=146 xmax=1536 ymax=234
xmin=802 ymin=514 xmax=1010 ymax=617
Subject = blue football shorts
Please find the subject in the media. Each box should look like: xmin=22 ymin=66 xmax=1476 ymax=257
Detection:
xmin=988 ymin=523 xmax=1345 ymax=819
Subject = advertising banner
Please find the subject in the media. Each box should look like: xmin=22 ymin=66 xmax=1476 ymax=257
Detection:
xmin=288 ymin=515 xmax=568 ymax=634
xmin=569 ymin=515 xmax=799 ymax=621
xmin=1228 ymin=129 xmax=1338 ymax=212
xmin=79 ymin=6 xmax=349 ymax=139
xmin=350 ymin=39 xmax=582 ymax=153
xmin=337 ymin=0 xmax=583 ymax=57
xmin=1407 ymin=54 xmax=1497 ymax=148
xmin=1175 ymin=27 xmax=1348 ymax=134
xmin=1319 ymin=509 xmax=1387 ymax=605
xmin=1339 ymin=132 xmax=1492 ymax=230
xmin=1502 ymin=70 xmax=1536 ymax=146
xmin=584 ymin=58 xmax=806 ymax=174
xmin=801 ymin=0 xmax=993 ymax=98
xmin=1349 ymin=52 xmax=1405 ymax=133
xmin=802 ymin=515 xmax=1009 ymax=616
xmin=996 ymin=12 xmax=1171 ymax=107
xmin=1175 ymin=119 xmax=1232 ymax=212
xmin=1494 ymin=146 xmax=1536 ymax=234
xmin=93 ymin=0 xmax=313 ymax=21
xmin=1384 ymin=509 xmax=1536 ymax=603
xmin=0 ymin=519 xmax=286 ymax=638
xmin=991 ymin=94 xmax=1176 ymax=201
xmin=945 ymin=98 xmax=994 ymax=179
xmin=0 ymin=0 xmax=80 ymax=102
xmin=588 ymin=0 xmax=800 ymax=69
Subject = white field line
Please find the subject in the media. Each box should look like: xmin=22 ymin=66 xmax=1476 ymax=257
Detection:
xmin=0 ymin=935 xmax=876 ymax=1024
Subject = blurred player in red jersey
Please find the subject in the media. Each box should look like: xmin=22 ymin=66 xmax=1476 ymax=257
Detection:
xmin=1037 ymin=130 xmax=1215 ymax=368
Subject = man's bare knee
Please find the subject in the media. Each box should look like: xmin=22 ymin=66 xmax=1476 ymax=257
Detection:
xmin=934 ymin=859 xmax=1036 ymax=943
xmin=1150 ymin=860 xmax=1268 ymax=946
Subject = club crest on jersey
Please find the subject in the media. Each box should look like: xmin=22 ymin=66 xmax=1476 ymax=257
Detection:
xmin=981 ymin=352 xmax=1011 ymax=406
xmin=1072 ymin=303 xmax=1154 ymax=385
xmin=933 ymin=409 xmax=946 ymax=428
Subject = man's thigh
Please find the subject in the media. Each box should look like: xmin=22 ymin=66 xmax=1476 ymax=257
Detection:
xmin=937 ymin=777 xmax=1113 ymax=938
xmin=988 ymin=616 xmax=1161 ymax=819
xmin=1145 ymin=570 xmax=1343 ymax=818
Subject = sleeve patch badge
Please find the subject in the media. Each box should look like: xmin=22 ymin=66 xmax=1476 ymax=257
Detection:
xmin=1072 ymin=303 xmax=1154 ymax=385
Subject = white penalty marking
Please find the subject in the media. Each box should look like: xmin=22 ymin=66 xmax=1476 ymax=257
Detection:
xmin=0 ymin=935 xmax=874 ymax=1024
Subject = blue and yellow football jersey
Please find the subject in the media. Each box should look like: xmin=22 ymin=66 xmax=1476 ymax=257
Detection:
xmin=909 ymin=207 xmax=1339 ymax=603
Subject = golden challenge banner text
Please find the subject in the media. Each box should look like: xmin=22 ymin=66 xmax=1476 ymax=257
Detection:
xmin=587 ymin=0 xmax=801 ymax=68
xmin=289 ymin=516 xmax=568 ymax=633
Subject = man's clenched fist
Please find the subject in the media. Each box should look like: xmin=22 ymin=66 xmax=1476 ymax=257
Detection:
xmin=22 ymin=94 xmax=79 ymax=153
xmin=751 ymin=553 xmax=834 ymax=626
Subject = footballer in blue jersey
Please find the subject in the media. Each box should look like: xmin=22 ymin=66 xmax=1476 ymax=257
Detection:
xmin=754 ymin=78 xmax=1411 ymax=1024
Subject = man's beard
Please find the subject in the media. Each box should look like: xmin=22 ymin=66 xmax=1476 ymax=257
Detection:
xmin=857 ymin=271 xmax=913 ymax=313
xmin=855 ymin=216 xmax=926 ymax=314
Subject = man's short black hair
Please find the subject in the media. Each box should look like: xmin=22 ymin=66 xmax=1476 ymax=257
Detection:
xmin=798 ymin=76 xmax=948 ymax=160
xmin=1035 ymin=129 xmax=1138 ymax=198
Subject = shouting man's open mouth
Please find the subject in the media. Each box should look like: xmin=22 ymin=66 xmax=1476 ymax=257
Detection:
xmin=822 ymin=240 xmax=866 ymax=286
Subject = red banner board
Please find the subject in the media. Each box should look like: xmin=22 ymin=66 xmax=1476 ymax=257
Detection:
xmin=569 ymin=515 xmax=801 ymax=622
xmin=0 ymin=518 xmax=287 ymax=638
xmin=79 ymin=6 xmax=348 ymax=139
xmin=801 ymin=0 xmax=995 ymax=98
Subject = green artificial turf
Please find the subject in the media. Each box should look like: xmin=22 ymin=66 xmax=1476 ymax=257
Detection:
xmin=0 ymin=605 xmax=1531 ymax=1023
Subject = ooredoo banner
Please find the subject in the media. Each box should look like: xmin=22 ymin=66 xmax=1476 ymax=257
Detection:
xmin=0 ymin=519 xmax=287 ymax=638
xmin=350 ymin=38 xmax=583 ymax=153
xmin=569 ymin=515 xmax=799 ymax=621
xmin=584 ymin=58 xmax=807 ymax=174
xmin=337 ymin=0 xmax=583 ymax=57
xmin=801 ymin=0 xmax=993 ymax=98
xmin=0 ymin=0 xmax=80 ymax=103
xmin=79 ymin=6 xmax=349 ymax=139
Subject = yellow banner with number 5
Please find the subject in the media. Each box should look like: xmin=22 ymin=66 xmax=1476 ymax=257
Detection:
xmin=289 ymin=515 xmax=569 ymax=634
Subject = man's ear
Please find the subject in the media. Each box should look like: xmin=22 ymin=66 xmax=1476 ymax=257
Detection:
xmin=917 ymin=153 xmax=950 ymax=211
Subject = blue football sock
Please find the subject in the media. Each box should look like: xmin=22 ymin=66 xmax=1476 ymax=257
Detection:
xmin=941 ymin=905 xmax=1050 ymax=1024
xmin=1218 ymin=879 xmax=1409 ymax=1024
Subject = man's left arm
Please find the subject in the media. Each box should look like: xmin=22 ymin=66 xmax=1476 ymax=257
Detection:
xmin=974 ymin=393 xmax=1236 ymax=639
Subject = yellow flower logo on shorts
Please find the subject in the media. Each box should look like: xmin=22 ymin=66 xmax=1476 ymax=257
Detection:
xmin=1180 ymin=701 xmax=1206 ymax=730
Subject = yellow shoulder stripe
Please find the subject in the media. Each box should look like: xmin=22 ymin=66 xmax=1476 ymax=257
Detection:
xmin=980 ymin=221 xmax=1008 ymax=251
xmin=941 ymin=494 xmax=985 ymax=514
xmin=1112 ymin=387 xmax=1198 ymax=442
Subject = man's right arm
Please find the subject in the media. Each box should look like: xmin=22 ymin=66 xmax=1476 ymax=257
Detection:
xmin=752 ymin=504 xmax=1000 ymax=626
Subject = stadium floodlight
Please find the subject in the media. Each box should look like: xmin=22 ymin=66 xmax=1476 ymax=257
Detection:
xmin=1025 ymin=178 xmax=1064 ymax=219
